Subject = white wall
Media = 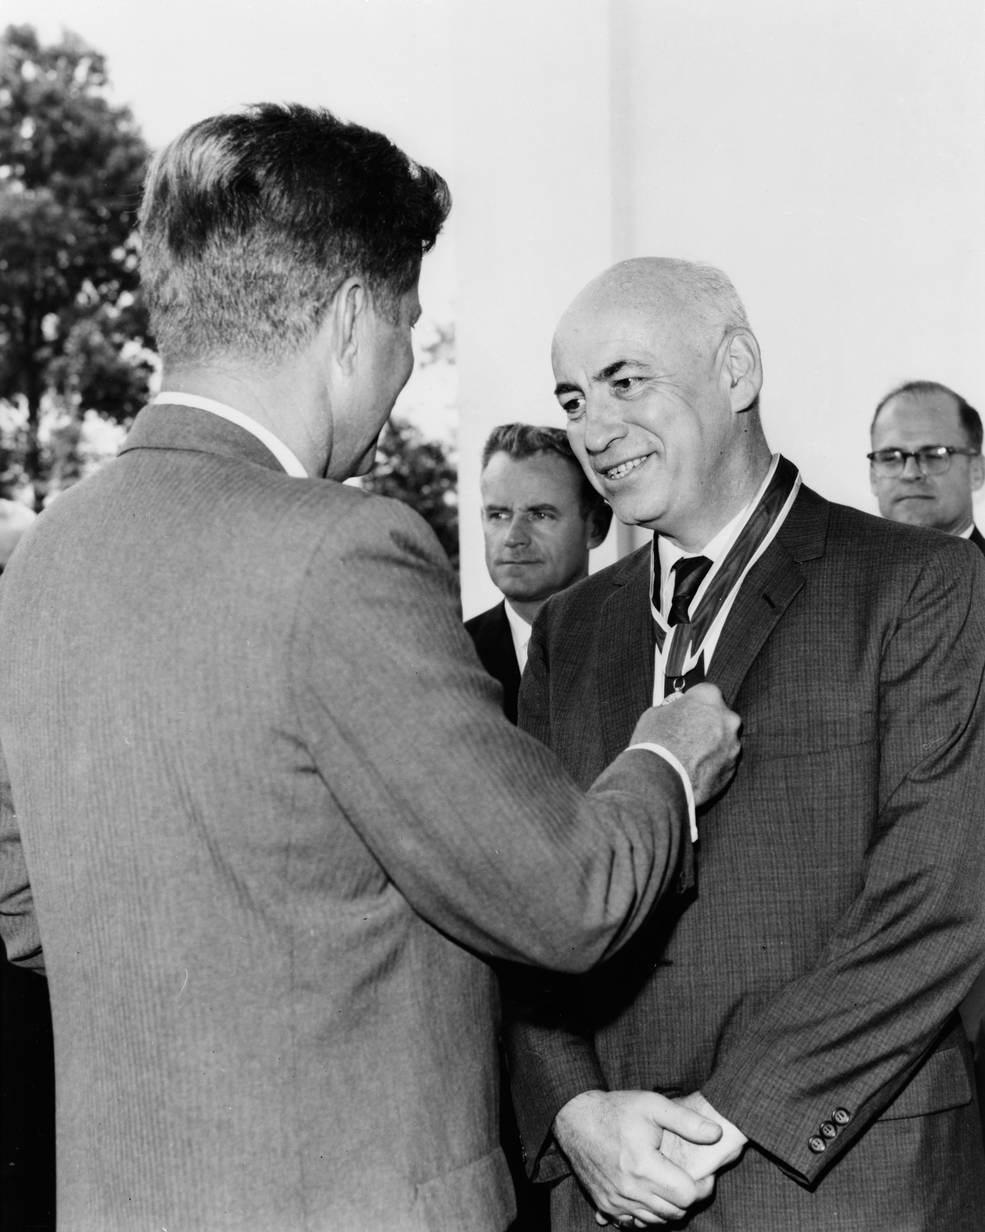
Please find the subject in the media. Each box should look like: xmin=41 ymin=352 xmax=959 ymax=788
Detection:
xmin=451 ymin=0 xmax=623 ymax=616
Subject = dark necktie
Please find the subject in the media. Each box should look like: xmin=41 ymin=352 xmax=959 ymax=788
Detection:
xmin=667 ymin=555 xmax=712 ymax=626
xmin=662 ymin=555 xmax=712 ymax=695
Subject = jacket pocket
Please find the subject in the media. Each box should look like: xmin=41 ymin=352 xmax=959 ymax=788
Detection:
xmin=880 ymin=1041 xmax=972 ymax=1120
xmin=412 ymin=1147 xmax=514 ymax=1231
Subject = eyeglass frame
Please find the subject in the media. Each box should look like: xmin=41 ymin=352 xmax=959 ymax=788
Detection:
xmin=866 ymin=444 xmax=981 ymax=477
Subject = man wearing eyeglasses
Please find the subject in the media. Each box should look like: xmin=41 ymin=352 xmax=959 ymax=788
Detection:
xmin=868 ymin=380 xmax=985 ymax=546
xmin=869 ymin=378 xmax=985 ymax=1123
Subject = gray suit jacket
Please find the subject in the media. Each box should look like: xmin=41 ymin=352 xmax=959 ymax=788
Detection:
xmin=0 ymin=405 xmax=695 ymax=1232
xmin=508 ymin=481 xmax=985 ymax=1230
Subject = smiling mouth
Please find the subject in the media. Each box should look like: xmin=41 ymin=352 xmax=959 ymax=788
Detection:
xmin=601 ymin=455 xmax=651 ymax=482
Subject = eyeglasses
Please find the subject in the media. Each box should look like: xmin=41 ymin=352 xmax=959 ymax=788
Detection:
xmin=866 ymin=445 xmax=980 ymax=477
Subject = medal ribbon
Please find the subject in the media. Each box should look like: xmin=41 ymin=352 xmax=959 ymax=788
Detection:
xmin=653 ymin=455 xmax=801 ymax=681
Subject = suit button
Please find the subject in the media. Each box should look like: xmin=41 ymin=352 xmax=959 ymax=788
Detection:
xmin=832 ymin=1107 xmax=851 ymax=1125
xmin=819 ymin=1121 xmax=838 ymax=1138
xmin=808 ymin=1135 xmax=826 ymax=1153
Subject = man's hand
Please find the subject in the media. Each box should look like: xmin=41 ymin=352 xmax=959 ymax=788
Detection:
xmin=552 ymin=1089 xmax=722 ymax=1226
xmin=630 ymin=683 xmax=741 ymax=806
xmin=658 ymin=1091 xmax=747 ymax=1182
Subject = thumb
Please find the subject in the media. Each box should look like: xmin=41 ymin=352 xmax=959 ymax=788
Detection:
xmin=663 ymin=1103 xmax=723 ymax=1145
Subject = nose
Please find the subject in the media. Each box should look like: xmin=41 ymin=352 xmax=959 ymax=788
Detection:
xmin=579 ymin=394 xmax=627 ymax=457
xmin=504 ymin=514 xmax=531 ymax=546
xmin=900 ymin=454 xmax=925 ymax=480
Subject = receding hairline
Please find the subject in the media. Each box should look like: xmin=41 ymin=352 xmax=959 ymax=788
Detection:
xmin=871 ymin=380 xmax=983 ymax=451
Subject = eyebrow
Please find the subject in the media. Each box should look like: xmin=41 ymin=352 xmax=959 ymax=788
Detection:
xmin=553 ymin=359 xmax=642 ymax=397
xmin=485 ymin=502 xmax=561 ymax=513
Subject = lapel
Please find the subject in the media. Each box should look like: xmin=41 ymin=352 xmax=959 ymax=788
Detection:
xmin=707 ymin=483 xmax=827 ymax=705
xmin=491 ymin=604 xmax=522 ymax=723
xmin=970 ymin=525 xmax=985 ymax=557
xmin=119 ymin=403 xmax=287 ymax=474
xmin=598 ymin=546 xmax=655 ymax=763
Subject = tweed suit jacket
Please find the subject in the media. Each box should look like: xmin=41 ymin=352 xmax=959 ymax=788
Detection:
xmin=465 ymin=601 xmax=522 ymax=724
xmin=0 ymin=405 xmax=698 ymax=1232
xmin=507 ymin=479 xmax=985 ymax=1231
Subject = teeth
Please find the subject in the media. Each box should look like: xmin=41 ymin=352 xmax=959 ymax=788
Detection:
xmin=603 ymin=456 xmax=648 ymax=481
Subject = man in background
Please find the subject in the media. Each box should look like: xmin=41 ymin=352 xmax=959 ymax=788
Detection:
xmin=869 ymin=377 xmax=985 ymax=1114
xmin=0 ymin=477 xmax=51 ymax=1231
xmin=466 ymin=423 xmax=611 ymax=722
xmin=0 ymin=108 xmax=740 ymax=1232
xmin=507 ymin=258 xmax=985 ymax=1230
xmin=868 ymin=379 xmax=985 ymax=543
xmin=0 ymin=484 xmax=36 ymax=575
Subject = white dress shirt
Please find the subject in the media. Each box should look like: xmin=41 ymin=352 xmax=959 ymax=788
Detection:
xmin=504 ymin=601 xmax=533 ymax=672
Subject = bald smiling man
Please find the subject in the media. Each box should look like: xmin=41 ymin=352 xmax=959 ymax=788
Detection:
xmin=505 ymin=258 xmax=985 ymax=1232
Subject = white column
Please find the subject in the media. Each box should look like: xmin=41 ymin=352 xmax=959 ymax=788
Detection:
xmin=451 ymin=0 xmax=621 ymax=617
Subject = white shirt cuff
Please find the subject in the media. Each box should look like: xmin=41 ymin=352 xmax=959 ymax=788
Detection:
xmin=627 ymin=743 xmax=698 ymax=842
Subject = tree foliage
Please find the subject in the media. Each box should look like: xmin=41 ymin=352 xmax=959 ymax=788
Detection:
xmin=362 ymin=417 xmax=459 ymax=570
xmin=0 ymin=23 xmax=151 ymax=502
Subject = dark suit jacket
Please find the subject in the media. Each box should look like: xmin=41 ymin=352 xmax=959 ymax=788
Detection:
xmin=508 ymin=481 xmax=985 ymax=1231
xmin=0 ymin=405 xmax=698 ymax=1232
xmin=465 ymin=601 xmax=522 ymax=724
xmin=964 ymin=523 xmax=985 ymax=1110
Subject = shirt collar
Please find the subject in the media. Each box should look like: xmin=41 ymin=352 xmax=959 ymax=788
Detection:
xmin=153 ymin=392 xmax=309 ymax=478
xmin=503 ymin=600 xmax=533 ymax=672
xmin=656 ymin=454 xmax=779 ymax=582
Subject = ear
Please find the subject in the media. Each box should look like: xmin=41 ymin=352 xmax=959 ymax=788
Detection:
xmin=721 ymin=329 xmax=763 ymax=414
xmin=970 ymin=453 xmax=985 ymax=493
xmin=586 ymin=502 xmax=613 ymax=549
xmin=326 ymin=275 xmax=369 ymax=375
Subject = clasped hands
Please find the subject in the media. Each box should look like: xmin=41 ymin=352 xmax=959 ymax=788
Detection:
xmin=552 ymin=1089 xmax=747 ymax=1227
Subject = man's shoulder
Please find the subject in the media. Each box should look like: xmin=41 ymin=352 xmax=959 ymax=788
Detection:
xmin=790 ymin=485 xmax=980 ymax=572
xmin=464 ymin=601 xmax=506 ymax=636
xmin=549 ymin=544 xmax=650 ymax=612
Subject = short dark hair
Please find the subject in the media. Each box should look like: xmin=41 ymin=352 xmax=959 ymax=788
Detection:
xmin=871 ymin=380 xmax=983 ymax=452
xmin=480 ymin=423 xmax=612 ymax=532
xmin=140 ymin=103 xmax=451 ymax=366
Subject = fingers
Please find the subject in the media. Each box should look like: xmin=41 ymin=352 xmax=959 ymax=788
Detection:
xmin=677 ymin=682 xmax=723 ymax=705
xmin=590 ymin=1155 xmax=701 ymax=1224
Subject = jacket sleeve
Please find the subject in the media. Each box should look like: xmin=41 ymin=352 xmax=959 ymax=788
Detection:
xmin=702 ymin=541 xmax=985 ymax=1185
xmin=288 ymin=493 xmax=692 ymax=975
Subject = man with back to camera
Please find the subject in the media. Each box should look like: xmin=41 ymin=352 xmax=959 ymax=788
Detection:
xmin=0 ymin=108 xmax=741 ymax=1232
xmin=868 ymin=377 xmax=985 ymax=1116
xmin=505 ymin=258 xmax=985 ymax=1230
xmin=466 ymin=423 xmax=612 ymax=723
